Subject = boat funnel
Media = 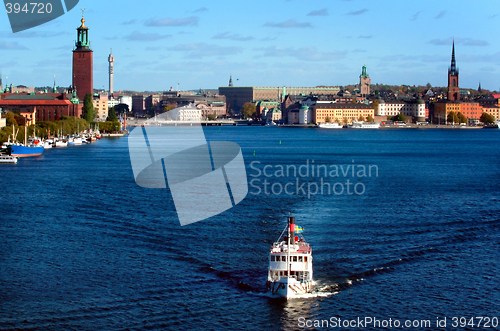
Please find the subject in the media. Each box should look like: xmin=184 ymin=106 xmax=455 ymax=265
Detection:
xmin=288 ymin=217 xmax=295 ymax=245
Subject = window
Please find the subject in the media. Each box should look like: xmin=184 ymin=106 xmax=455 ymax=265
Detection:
xmin=293 ymin=256 xmax=297 ymax=262
xmin=304 ymin=256 xmax=308 ymax=262
xmin=271 ymin=255 xmax=275 ymax=262
xmin=299 ymin=256 xmax=303 ymax=262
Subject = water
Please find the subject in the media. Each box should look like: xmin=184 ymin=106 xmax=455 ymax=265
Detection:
xmin=1 ymin=127 xmax=499 ymax=330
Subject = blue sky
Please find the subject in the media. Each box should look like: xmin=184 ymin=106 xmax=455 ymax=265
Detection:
xmin=0 ymin=0 xmax=499 ymax=92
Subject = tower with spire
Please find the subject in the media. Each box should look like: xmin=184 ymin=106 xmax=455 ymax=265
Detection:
xmin=359 ymin=63 xmax=371 ymax=96
xmin=228 ymin=75 xmax=233 ymax=87
xmin=447 ymin=40 xmax=459 ymax=101
xmin=108 ymin=49 xmax=115 ymax=96
xmin=72 ymin=8 xmax=93 ymax=101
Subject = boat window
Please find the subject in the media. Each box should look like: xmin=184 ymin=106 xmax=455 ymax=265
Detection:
xmin=299 ymin=256 xmax=303 ymax=262
xmin=304 ymin=256 xmax=308 ymax=262
xmin=270 ymin=255 xmax=275 ymax=262
xmin=293 ymin=256 xmax=297 ymax=262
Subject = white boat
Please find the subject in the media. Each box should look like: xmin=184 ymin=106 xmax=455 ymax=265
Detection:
xmin=317 ymin=122 xmax=343 ymax=129
xmin=0 ymin=155 xmax=18 ymax=163
xmin=348 ymin=120 xmax=380 ymax=129
xmin=267 ymin=216 xmax=313 ymax=299
xmin=55 ymin=140 xmax=68 ymax=147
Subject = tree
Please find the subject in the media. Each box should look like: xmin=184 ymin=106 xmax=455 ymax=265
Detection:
xmin=372 ymin=99 xmax=379 ymax=111
xmin=5 ymin=111 xmax=18 ymax=126
xmin=479 ymin=112 xmax=496 ymax=125
xmin=447 ymin=111 xmax=459 ymax=124
xmin=241 ymin=102 xmax=256 ymax=119
xmin=366 ymin=115 xmax=374 ymax=122
xmin=163 ymin=105 xmax=175 ymax=113
xmin=358 ymin=115 xmax=365 ymax=121
xmin=82 ymin=93 xmax=94 ymax=122
xmin=325 ymin=116 xmax=332 ymax=123
xmin=107 ymin=107 xmax=118 ymax=122
xmin=457 ymin=112 xmax=467 ymax=124
xmin=392 ymin=113 xmax=406 ymax=122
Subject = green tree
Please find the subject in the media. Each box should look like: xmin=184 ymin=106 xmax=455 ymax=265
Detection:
xmin=479 ymin=112 xmax=495 ymax=125
xmin=206 ymin=114 xmax=217 ymax=121
xmin=392 ymin=113 xmax=406 ymax=122
xmin=163 ymin=105 xmax=175 ymax=113
xmin=107 ymin=107 xmax=118 ymax=122
xmin=447 ymin=111 xmax=459 ymax=124
xmin=5 ymin=111 xmax=18 ymax=126
xmin=82 ymin=93 xmax=94 ymax=122
xmin=457 ymin=112 xmax=467 ymax=124
xmin=241 ymin=102 xmax=256 ymax=119
xmin=366 ymin=115 xmax=374 ymax=122
xmin=325 ymin=116 xmax=332 ymax=123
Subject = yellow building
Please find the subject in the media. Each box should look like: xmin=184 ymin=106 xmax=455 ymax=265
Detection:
xmin=312 ymin=103 xmax=374 ymax=124
xmin=482 ymin=105 xmax=500 ymax=120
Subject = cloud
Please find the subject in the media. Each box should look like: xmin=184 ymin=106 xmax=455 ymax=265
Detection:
xmin=256 ymin=46 xmax=347 ymax=62
xmin=358 ymin=35 xmax=373 ymax=39
xmin=346 ymin=9 xmax=368 ymax=15
xmin=308 ymin=8 xmax=328 ymax=16
xmin=428 ymin=38 xmax=489 ymax=46
xmin=122 ymin=19 xmax=137 ymax=25
xmin=125 ymin=31 xmax=172 ymax=41
xmin=411 ymin=12 xmax=420 ymax=21
xmin=167 ymin=43 xmax=243 ymax=58
xmin=194 ymin=7 xmax=208 ymax=13
xmin=263 ymin=19 xmax=312 ymax=28
xmin=212 ymin=32 xmax=254 ymax=41
xmin=0 ymin=41 xmax=28 ymax=50
xmin=434 ymin=11 xmax=446 ymax=19
xmin=145 ymin=16 xmax=199 ymax=27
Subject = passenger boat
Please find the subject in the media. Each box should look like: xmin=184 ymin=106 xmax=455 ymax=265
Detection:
xmin=0 ymin=155 xmax=18 ymax=163
xmin=317 ymin=122 xmax=343 ymax=129
xmin=348 ymin=120 xmax=380 ymax=129
xmin=267 ymin=216 xmax=313 ymax=299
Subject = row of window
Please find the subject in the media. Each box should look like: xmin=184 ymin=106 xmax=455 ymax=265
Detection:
xmin=270 ymin=255 xmax=308 ymax=262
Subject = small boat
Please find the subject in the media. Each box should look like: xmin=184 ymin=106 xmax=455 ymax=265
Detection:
xmin=267 ymin=216 xmax=313 ymax=299
xmin=348 ymin=120 xmax=380 ymax=129
xmin=0 ymin=155 xmax=18 ymax=163
xmin=55 ymin=140 xmax=68 ymax=147
xmin=317 ymin=122 xmax=343 ymax=129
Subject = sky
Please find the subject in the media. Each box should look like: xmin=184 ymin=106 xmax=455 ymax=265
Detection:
xmin=0 ymin=0 xmax=499 ymax=92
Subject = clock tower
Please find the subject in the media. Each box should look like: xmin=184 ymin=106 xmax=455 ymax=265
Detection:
xmin=72 ymin=10 xmax=93 ymax=101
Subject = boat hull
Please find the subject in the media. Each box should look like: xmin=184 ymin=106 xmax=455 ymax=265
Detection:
xmin=269 ymin=277 xmax=313 ymax=299
xmin=9 ymin=145 xmax=44 ymax=157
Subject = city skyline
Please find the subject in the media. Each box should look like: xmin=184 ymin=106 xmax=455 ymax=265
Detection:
xmin=0 ymin=0 xmax=499 ymax=92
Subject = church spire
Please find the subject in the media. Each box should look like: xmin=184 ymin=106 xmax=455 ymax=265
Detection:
xmin=229 ymin=75 xmax=233 ymax=87
xmin=53 ymin=75 xmax=57 ymax=93
xmin=449 ymin=39 xmax=458 ymax=76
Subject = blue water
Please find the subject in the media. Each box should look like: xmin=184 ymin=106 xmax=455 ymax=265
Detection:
xmin=1 ymin=127 xmax=499 ymax=330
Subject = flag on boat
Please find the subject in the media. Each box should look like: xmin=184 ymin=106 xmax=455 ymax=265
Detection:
xmin=295 ymin=226 xmax=304 ymax=233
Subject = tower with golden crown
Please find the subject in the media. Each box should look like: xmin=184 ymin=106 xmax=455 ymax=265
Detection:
xmin=72 ymin=10 xmax=93 ymax=101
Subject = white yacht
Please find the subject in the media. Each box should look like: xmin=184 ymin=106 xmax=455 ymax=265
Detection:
xmin=317 ymin=122 xmax=343 ymax=129
xmin=348 ymin=120 xmax=380 ymax=129
xmin=267 ymin=216 xmax=313 ymax=299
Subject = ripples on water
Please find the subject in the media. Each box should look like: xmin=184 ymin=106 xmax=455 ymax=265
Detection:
xmin=0 ymin=128 xmax=499 ymax=330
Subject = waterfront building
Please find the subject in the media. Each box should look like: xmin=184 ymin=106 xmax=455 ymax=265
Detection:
xmin=375 ymin=98 xmax=426 ymax=121
xmin=158 ymin=94 xmax=227 ymax=118
xmin=219 ymin=85 xmax=340 ymax=113
xmin=0 ymin=90 xmax=82 ymax=123
xmin=132 ymin=95 xmax=145 ymax=115
xmin=312 ymin=103 xmax=374 ymax=125
xmin=93 ymin=93 xmax=108 ymax=121
xmin=72 ymin=13 xmax=93 ymax=101
xmin=256 ymin=100 xmax=280 ymax=118
xmin=0 ymin=114 xmax=5 ymax=128
xmin=169 ymin=106 xmax=201 ymax=121
xmin=482 ymin=105 xmax=500 ymax=121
